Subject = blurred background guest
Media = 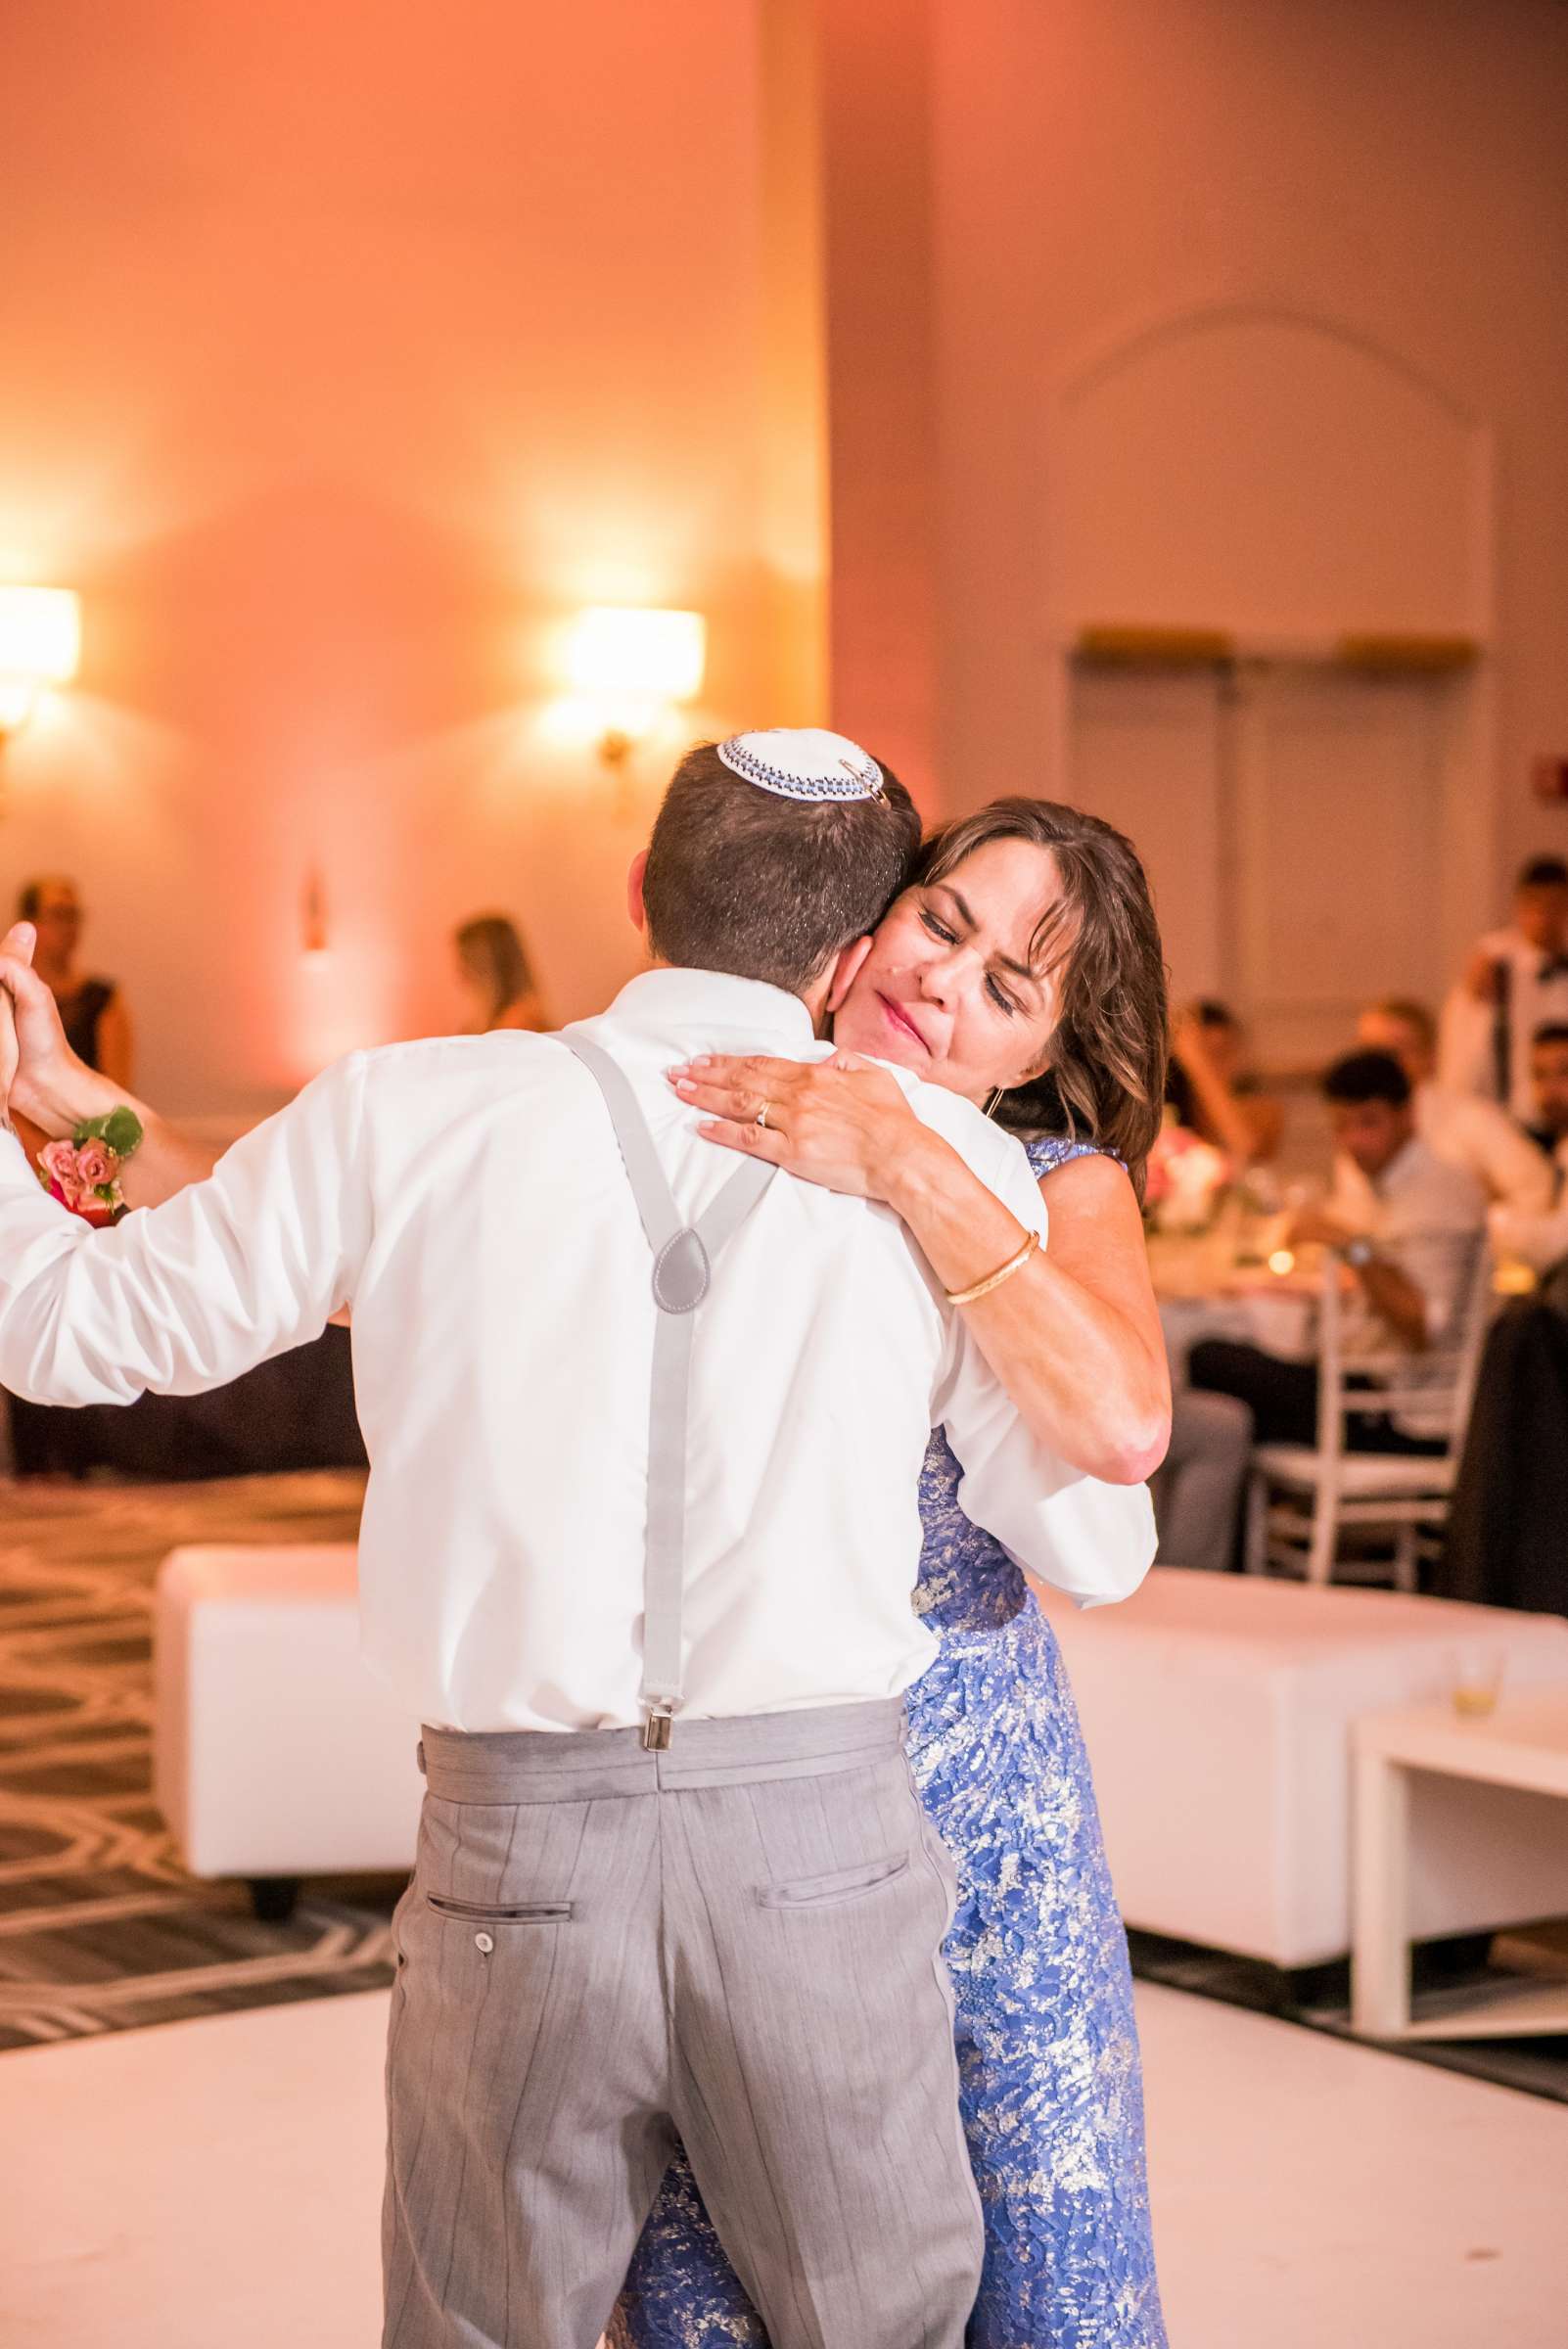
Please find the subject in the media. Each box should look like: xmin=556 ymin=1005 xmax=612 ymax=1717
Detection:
xmin=1438 ymin=854 xmax=1568 ymax=1122
xmin=1152 ymin=1386 xmax=1253 ymax=1571
xmin=18 ymin=875 xmax=133 ymax=1083
xmin=1166 ymin=998 xmax=1282 ymax=1166
xmin=1521 ymin=1022 xmax=1568 ymax=1170
xmin=1189 ymin=1051 xmax=1485 ymax=1452
xmin=1489 ymin=1024 xmax=1568 ymax=1278
xmin=1355 ymin=995 xmax=1552 ymax=1213
xmin=453 ymin=911 xmax=551 ymax=1035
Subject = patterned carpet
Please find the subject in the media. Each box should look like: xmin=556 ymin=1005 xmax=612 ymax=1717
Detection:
xmin=3 ymin=1471 xmax=1565 ymax=2102
xmin=0 ymin=1470 xmax=404 ymax=2051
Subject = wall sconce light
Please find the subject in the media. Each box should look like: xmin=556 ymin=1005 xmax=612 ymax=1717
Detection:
xmin=563 ymin=606 xmax=707 ymax=770
xmin=0 ymin=587 xmax=81 ymax=739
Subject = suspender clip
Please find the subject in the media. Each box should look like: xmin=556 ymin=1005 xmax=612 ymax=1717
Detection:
xmin=642 ymin=1702 xmax=675 ymax=1752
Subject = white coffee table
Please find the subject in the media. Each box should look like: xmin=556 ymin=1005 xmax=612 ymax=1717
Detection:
xmin=1352 ymin=1689 xmax=1568 ymax=2039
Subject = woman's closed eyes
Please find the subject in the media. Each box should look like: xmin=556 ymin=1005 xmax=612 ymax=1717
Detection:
xmin=918 ymin=903 xmax=1024 ymax=1018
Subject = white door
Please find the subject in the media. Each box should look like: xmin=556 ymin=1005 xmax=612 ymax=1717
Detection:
xmin=1230 ymin=668 xmax=1449 ymax=1069
xmin=1066 ymin=666 xmax=1230 ymax=1006
xmin=1068 ymin=663 xmax=1453 ymax=1069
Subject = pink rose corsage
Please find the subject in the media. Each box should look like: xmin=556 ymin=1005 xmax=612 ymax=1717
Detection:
xmin=37 ymin=1108 xmax=145 ymax=1227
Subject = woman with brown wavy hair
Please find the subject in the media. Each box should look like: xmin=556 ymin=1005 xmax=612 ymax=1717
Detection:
xmin=621 ymin=798 xmax=1173 ymax=2347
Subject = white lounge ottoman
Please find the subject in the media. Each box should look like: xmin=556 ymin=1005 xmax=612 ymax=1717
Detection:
xmin=155 ymin=1544 xmax=424 ymax=1914
xmin=1036 ymin=1569 xmax=1568 ymax=1967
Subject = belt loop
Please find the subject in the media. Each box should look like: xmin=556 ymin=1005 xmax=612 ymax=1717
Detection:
xmin=416 ymin=1738 xmax=427 ymax=1776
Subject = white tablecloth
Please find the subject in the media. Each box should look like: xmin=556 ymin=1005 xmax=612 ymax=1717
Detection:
xmin=1159 ymin=1289 xmax=1316 ymax=1384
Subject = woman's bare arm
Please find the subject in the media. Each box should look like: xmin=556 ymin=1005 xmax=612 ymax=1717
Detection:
xmin=888 ymin=1133 xmax=1170 ymax=1484
xmin=669 ymin=1052 xmax=1171 ymax=1485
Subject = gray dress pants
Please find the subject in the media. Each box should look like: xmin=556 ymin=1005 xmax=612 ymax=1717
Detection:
xmin=382 ymin=1699 xmax=984 ymax=2349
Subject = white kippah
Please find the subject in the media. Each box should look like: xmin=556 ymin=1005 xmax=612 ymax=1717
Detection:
xmin=716 ymin=727 xmax=884 ymax=804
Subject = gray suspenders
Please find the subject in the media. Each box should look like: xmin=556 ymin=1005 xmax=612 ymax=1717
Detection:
xmin=562 ymin=1029 xmax=778 ymax=1748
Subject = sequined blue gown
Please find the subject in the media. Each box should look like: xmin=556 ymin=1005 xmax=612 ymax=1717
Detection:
xmin=610 ymin=1138 xmax=1167 ymax=2349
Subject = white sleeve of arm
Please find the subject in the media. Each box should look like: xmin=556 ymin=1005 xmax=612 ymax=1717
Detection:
xmin=1491 ymin=1201 xmax=1568 ymax=1277
xmin=932 ymin=1133 xmax=1156 ymax=1608
xmin=1479 ymin=1115 xmax=1555 ymax=1215
xmin=1437 ymin=986 xmax=1493 ymax=1099
xmin=0 ymin=1054 xmax=370 ymax=1406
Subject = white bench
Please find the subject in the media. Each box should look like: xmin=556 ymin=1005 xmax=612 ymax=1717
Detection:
xmin=155 ymin=1544 xmax=423 ymax=1915
xmin=1037 ymin=1569 xmax=1568 ymax=1967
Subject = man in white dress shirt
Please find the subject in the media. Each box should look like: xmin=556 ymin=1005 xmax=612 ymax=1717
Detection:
xmin=1191 ymin=1049 xmax=1485 ymax=1450
xmin=1490 ymin=1022 xmax=1568 ymax=1276
xmin=0 ymin=730 xmax=1152 ymax=2349
xmin=1438 ymin=854 xmax=1568 ymax=1122
xmin=1355 ymin=995 xmax=1551 ymax=1214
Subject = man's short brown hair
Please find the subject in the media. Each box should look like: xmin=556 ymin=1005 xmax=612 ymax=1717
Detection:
xmin=641 ymin=741 xmax=921 ymax=993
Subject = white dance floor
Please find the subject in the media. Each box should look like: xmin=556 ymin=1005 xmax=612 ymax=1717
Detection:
xmin=0 ymin=1981 xmax=1563 ymax=2346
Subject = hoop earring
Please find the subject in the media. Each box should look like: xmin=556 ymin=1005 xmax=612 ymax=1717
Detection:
xmin=984 ymin=1087 xmax=1004 ymax=1122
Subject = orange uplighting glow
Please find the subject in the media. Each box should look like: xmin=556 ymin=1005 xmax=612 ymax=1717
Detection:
xmin=0 ymin=586 xmax=80 ymax=733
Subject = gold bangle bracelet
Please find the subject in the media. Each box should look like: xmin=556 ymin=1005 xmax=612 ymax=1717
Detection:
xmin=945 ymin=1228 xmax=1039 ymax=1307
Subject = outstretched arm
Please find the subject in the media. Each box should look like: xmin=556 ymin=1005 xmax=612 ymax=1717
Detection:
xmin=1170 ymin=1016 xmax=1281 ymax=1164
xmin=0 ymin=927 xmax=218 ymax=1202
xmin=669 ymin=1052 xmax=1170 ymax=1484
xmin=0 ymin=1046 xmax=371 ymax=1407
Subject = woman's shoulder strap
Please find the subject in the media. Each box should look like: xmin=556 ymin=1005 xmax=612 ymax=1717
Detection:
xmin=1024 ymin=1134 xmax=1111 ymax=1176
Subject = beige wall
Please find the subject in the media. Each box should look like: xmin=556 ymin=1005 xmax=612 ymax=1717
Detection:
xmin=828 ymin=0 xmax=1568 ymax=1017
xmin=7 ymin=1 xmax=1568 ymax=1108
xmin=0 ymin=0 xmax=828 ymax=1115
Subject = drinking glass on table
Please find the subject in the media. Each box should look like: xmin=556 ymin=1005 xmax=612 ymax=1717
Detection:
xmin=1450 ymin=1644 xmax=1506 ymax=1718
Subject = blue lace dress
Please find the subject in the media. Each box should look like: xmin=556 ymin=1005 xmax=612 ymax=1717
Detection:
xmin=610 ymin=1138 xmax=1168 ymax=2349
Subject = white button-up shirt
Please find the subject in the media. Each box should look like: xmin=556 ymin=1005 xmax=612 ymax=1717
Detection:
xmin=1490 ymin=1133 xmax=1568 ymax=1275
xmin=1411 ymin=1082 xmax=1552 ymax=1214
xmin=1327 ymin=1134 xmax=1487 ymax=1432
xmin=0 ymin=969 xmax=1153 ymax=1731
xmin=1438 ymin=929 xmax=1568 ymax=1123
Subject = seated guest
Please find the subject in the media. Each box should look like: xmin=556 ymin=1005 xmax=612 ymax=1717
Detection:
xmin=18 ymin=875 xmax=132 ymax=1082
xmin=1153 ymin=1387 xmax=1253 ymax=1570
xmin=1190 ymin=1051 xmax=1486 ymax=1455
xmin=453 ymin=911 xmax=551 ymax=1034
xmin=1489 ymin=1023 xmax=1568 ymax=1275
xmin=1355 ymin=995 xmax=1552 ymax=1213
xmin=1436 ymin=1293 xmax=1568 ymax=1616
xmin=1521 ymin=1021 xmax=1568 ymax=1166
xmin=1438 ymin=852 xmax=1568 ymax=1120
xmin=1167 ymin=998 xmax=1282 ymax=1164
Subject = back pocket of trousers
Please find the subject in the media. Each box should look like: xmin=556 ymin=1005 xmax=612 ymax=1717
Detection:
xmin=425 ymin=1894 xmax=573 ymax=1923
xmin=759 ymin=1854 xmax=910 ymax=1911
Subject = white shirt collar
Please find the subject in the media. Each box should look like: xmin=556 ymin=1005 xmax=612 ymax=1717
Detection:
xmin=607 ymin=967 xmax=818 ymax=1051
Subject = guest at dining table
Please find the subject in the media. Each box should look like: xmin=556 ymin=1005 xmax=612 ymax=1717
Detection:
xmin=1438 ymin=852 xmax=1568 ymax=1123
xmin=1188 ymin=1050 xmax=1486 ymax=1455
xmin=1488 ymin=1023 xmax=1568 ymax=1276
xmin=17 ymin=875 xmax=132 ymax=1083
xmin=453 ymin=910 xmax=552 ymax=1034
xmin=1166 ymin=998 xmax=1282 ymax=1166
xmin=1152 ymin=1386 xmax=1254 ymax=1571
xmin=1354 ymin=995 xmax=1552 ymax=1214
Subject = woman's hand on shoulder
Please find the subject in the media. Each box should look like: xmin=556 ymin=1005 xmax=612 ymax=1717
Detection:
xmin=666 ymin=1050 xmax=923 ymax=1201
